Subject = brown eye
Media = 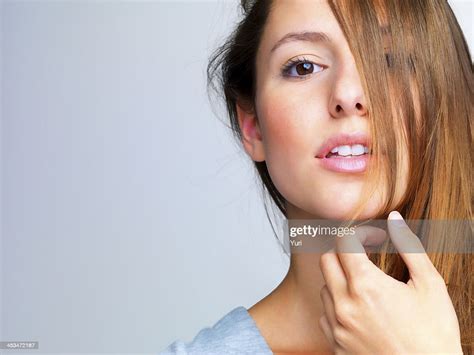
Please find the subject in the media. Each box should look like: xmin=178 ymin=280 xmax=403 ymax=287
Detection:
xmin=296 ymin=62 xmax=315 ymax=75
xmin=282 ymin=58 xmax=325 ymax=78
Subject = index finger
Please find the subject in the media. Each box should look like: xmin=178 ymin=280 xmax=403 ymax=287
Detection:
xmin=387 ymin=211 xmax=438 ymax=284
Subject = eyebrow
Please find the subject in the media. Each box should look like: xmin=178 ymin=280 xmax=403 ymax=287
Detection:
xmin=270 ymin=26 xmax=392 ymax=54
xmin=270 ymin=31 xmax=331 ymax=53
xmin=270 ymin=31 xmax=331 ymax=54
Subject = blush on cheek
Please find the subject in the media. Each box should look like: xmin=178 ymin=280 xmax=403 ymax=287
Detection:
xmin=259 ymin=107 xmax=305 ymax=156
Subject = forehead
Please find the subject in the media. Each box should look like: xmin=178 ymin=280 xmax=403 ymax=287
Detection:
xmin=258 ymin=0 xmax=343 ymax=54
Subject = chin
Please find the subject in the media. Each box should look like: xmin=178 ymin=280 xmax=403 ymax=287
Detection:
xmin=319 ymin=183 xmax=384 ymax=218
xmin=297 ymin=191 xmax=384 ymax=221
xmin=302 ymin=205 xmax=381 ymax=221
xmin=282 ymin=178 xmax=387 ymax=220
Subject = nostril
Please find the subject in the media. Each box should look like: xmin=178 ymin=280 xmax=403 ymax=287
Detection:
xmin=356 ymin=103 xmax=363 ymax=110
xmin=335 ymin=105 xmax=342 ymax=112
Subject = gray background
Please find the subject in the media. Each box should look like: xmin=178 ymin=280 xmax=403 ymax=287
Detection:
xmin=1 ymin=0 xmax=472 ymax=353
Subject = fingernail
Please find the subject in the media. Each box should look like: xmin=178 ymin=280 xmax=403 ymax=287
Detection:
xmin=388 ymin=211 xmax=405 ymax=227
xmin=389 ymin=211 xmax=403 ymax=220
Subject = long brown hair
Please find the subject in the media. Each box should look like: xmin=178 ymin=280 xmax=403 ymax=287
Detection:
xmin=328 ymin=0 xmax=473 ymax=351
xmin=207 ymin=0 xmax=473 ymax=351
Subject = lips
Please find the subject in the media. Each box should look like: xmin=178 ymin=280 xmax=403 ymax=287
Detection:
xmin=315 ymin=131 xmax=372 ymax=173
xmin=315 ymin=131 xmax=371 ymax=158
xmin=317 ymin=154 xmax=370 ymax=173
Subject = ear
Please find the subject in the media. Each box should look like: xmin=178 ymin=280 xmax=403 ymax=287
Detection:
xmin=236 ymin=100 xmax=265 ymax=162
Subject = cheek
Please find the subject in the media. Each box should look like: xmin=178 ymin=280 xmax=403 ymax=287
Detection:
xmin=257 ymin=87 xmax=325 ymax=152
xmin=256 ymin=92 xmax=320 ymax=191
xmin=257 ymin=92 xmax=321 ymax=168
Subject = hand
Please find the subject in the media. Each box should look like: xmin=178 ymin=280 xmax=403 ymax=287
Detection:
xmin=318 ymin=211 xmax=463 ymax=354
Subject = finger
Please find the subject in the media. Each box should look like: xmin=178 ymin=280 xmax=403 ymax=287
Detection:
xmin=356 ymin=225 xmax=387 ymax=248
xmin=320 ymin=284 xmax=339 ymax=330
xmin=387 ymin=211 xmax=437 ymax=284
xmin=319 ymin=248 xmax=348 ymax=298
xmin=335 ymin=225 xmax=378 ymax=282
xmin=319 ymin=314 xmax=336 ymax=348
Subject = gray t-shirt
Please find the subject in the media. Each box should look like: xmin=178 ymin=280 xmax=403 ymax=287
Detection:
xmin=160 ymin=306 xmax=273 ymax=354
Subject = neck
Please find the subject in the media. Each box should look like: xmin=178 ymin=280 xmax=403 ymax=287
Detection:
xmin=248 ymin=203 xmax=334 ymax=353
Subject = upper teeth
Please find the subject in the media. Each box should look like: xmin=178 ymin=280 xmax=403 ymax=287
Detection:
xmin=330 ymin=144 xmax=369 ymax=156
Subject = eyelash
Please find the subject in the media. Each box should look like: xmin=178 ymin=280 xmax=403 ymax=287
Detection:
xmin=281 ymin=56 xmax=326 ymax=79
xmin=280 ymin=53 xmax=412 ymax=79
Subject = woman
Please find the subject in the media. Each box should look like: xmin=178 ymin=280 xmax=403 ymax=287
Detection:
xmin=161 ymin=0 xmax=472 ymax=353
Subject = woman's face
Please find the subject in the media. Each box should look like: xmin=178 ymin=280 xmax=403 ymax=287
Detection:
xmin=243 ymin=0 xmax=409 ymax=220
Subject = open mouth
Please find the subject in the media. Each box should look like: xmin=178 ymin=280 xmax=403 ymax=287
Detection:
xmin=324 ymin=144 xmax=372 ymax=158
xmin=318 ymin=151 xmax=371 ymax=173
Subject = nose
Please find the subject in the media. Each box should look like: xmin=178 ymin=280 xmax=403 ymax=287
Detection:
xmin=328 ymin=61 xmax=368 ymax=118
